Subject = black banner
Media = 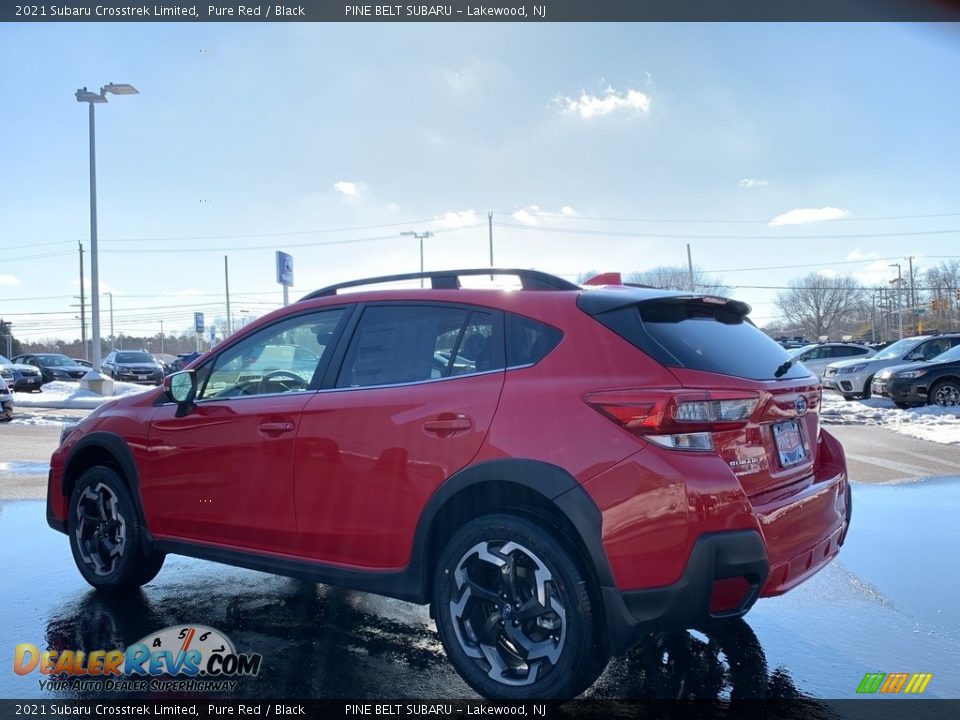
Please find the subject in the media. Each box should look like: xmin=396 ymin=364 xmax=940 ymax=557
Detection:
xmin=5 ymin=0 xmax=960 ymax=22
xmin=1 ymin=700 xmax=959 ymax=720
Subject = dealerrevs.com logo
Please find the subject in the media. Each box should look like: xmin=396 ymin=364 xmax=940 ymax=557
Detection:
xmin=14 ymin=625 xmax=262 ymax=693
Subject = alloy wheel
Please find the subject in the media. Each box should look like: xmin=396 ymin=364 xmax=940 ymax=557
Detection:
xmin=449 ymin=540 xmax=566 ymax=687
xmin=74 ymin=482 xmax=127 ymax=576
xmin=934 ymin=383 xmax=960 ymax=407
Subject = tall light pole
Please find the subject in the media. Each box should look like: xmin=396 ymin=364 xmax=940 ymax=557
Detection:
xmin=401 ymin=231 xmax=433 ymax=286
xmin=889 ymin=263 xmax=903 ymax=340
xmin=75 ymin=82 xmax=138 ymax=391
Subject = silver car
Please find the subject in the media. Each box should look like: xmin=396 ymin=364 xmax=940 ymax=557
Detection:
xmin=822 ymin=334 xmax=960 ymax=400
xmin=789 ymin=342 xmax=875 ymax=379
xmin=0 ymin=376 xmax=13 ymax=421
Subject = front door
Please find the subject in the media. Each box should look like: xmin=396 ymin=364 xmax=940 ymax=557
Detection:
xmin=141 ymin=307 xmax=348 ymax=554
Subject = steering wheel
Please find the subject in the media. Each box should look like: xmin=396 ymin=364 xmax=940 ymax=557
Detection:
xmin=257 ymin=370 xmax=309 ymax=394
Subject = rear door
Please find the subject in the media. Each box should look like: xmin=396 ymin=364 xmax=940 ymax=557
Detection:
xmin=293 ymin=303 xmax=505 ymax=568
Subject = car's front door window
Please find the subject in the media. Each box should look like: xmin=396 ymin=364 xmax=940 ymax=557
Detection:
xmin=197 ymin=308 xmax=345 ymax=400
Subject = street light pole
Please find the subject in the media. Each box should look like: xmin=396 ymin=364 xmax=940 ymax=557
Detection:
xmin=104 ymin=291 xmax=114 ymax=349
xmin=75 ymin=82 xmax=138 ymax=391
xmin=401 ymin=231 xmax=434 ymax=287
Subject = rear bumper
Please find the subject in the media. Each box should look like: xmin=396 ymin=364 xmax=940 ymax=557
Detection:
xmin=590 ymin=429 xmax=850 ymax=656
xmin=601 ymin=530 xmax=768 ymax=654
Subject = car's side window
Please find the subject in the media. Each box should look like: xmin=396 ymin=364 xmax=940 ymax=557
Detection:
xmin=336 ymin=305 xmax=500 ymax=389
xmin=197 ymin=308 xmax=345 ymax=400
xmin=505 ymin=314 xmax=563 ymax=367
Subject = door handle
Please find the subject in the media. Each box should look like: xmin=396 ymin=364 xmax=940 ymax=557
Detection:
xmin=259 ymin=421 xmax=295 ymax=434
xmin=423 ymin=415 xmax=472 ymax=436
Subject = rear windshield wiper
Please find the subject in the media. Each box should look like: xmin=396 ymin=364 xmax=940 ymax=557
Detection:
xmin=774 ymin=359 xmax=794 ymax=378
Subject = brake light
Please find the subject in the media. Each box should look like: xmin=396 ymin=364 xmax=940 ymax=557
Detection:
xmin=585 ymin=389 xmax=759 ymax=451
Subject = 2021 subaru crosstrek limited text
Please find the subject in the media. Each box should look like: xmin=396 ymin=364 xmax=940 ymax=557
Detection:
xmin=47 ymin=269 xmax=851 ymax=699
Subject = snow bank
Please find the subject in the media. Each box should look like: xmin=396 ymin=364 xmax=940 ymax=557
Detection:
xmin=11 ymin=381 xmax=153 ymax=409
xmin=820 ymin=391 xmax=960 ymax=445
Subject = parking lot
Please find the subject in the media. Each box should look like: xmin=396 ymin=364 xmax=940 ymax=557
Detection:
xmin=1 ymin=410 xmax=958 ymax=700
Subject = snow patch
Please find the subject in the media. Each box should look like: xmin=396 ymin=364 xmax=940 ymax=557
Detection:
xmin=11 ymin=381 xmax=153 ymax=410
xmin=820 ymin=392 xmax=960 ymax=445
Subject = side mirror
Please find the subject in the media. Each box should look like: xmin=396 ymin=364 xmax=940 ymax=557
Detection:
xmin=164 ymin=370 xmax=197 ymax=416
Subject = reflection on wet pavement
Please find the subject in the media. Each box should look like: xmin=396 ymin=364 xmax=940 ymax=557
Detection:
xmin=2 ymin=478 xmax=959 ymax=699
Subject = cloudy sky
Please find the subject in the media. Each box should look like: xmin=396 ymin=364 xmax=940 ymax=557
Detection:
xmin=2 ymin=22 xmax=960 ymax=341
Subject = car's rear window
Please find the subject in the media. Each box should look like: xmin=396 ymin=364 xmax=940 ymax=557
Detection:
xmin=116 ymin=352 xmax=154 ymax=363
xmin=636 ymin=302 xmax=810 ymax=380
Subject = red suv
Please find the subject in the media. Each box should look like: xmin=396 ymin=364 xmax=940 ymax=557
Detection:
xmin=47 ymin=269 xmax=850 ymax=699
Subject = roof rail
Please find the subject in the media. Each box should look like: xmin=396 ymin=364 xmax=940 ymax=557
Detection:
xmin=300 ymin=268 xmax=580 ymax=300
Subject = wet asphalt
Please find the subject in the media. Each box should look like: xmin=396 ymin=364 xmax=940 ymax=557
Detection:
xmin=1 ymin=476 xmax=958 ymax=700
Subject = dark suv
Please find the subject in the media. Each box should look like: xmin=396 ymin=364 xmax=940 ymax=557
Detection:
xmin=47 ymin=269 xmax=850 ymax=699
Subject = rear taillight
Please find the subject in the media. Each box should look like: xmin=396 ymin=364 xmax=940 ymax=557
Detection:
xmin=585 ymin=389 xmax=759 ymax=451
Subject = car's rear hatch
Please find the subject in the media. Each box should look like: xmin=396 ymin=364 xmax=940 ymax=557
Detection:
xmin=579 ymin=289 xmax=821 ymax=499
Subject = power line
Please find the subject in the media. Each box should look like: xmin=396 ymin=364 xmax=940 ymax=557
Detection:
xmin=495 ymin=221 xmax=960 ymax=242
xmin=492 ymin=210 xmax=960 ymax=224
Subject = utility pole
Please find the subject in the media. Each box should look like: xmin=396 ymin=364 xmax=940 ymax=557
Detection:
xmin=686 ymin=243 xmax=695 ymax=291
xmin=78 ymin=241 xmax=87 ymax=360
xmin=160 ymin=320 xmax=164 ymax=354
xmin=224 ymin=255 xmax=232 ymax=335
xmin=488 ymin=212 xmax=494 ymax=267
xmin=889 ymin=263 xmax=903 ymax=340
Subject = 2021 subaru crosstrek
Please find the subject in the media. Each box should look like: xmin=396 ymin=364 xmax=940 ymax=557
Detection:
xmin=47 ymin=269 xmax=850 ymax=699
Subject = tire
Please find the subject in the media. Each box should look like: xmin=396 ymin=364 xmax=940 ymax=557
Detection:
xmin=930 ymin=379 xmax=960 ymax=407
xmin=841 ymin=394 xmax=856 ymax=402
xmin=860 ymin=375 xmax=874 ymax=400
xmin=894 ymin=402 xmax=920 ymax=410
xmin=432 ymin=514 xmax=607 ymax=699
xmin=67 ymin=466 xmax=165 ymax=590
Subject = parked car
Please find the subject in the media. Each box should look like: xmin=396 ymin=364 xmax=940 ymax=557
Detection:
xmin=822 ymin=334 xmax=960 ymax=400
xmin=788 ymin=342 xmax=876 ymax=378
xmin=169 ymin=351 xmax=203 ymax=373
xmin=72 ymin=358 xmax=93 ymax=368
xmin=871 ymin=343 xmax=960 ymax=408
xmin=0 ymin=376 xmax=13 ymax=421
xmin=101 ymin=350 xmax=165 ymax=385
xmin=47 ymin=268 xmax=850 ymax=699
xmin=0 ymin=353 xmax=45 ymax=392
xmin=11 ymin=353 xmax=89 ymax=383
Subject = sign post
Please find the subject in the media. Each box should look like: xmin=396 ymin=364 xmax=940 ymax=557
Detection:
xmin=276 ymin=251 xmax=294 ymax=306
xmin=194 ymin=312 xmax=204 ymax=352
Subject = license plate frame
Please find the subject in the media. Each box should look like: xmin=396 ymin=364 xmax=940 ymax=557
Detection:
xmin=773 ymin=420 xmax=806 ymax=467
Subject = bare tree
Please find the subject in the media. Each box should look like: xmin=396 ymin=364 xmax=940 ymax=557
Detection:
xmin=626 ymin=266 xmax=729 ymax=295
xmin=774 ymin=273 xmax=866 ymax=339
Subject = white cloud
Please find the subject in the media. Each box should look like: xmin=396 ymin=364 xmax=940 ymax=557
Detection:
xmin=554 ymin=86 xmax=651 ymax=120
xmin=856 ymin=260 xmax=900 ymax=287
xmin=768 ymin=207 xmax=850 ymax=227
xmin=333 ymin=180 xmax=365 ymax=199
xmin=434 ymin=210 xmax=479 ymax=228
xmin=0 ymin=274 xmax=21 ymax=286
xmin=739 ymin=178 xmax=768 ymax=188
xmin=846 ymin=249 xmax=879 ymax=262
xmin=560 ymin=206 xmax=576 ymax=216
xmin=511 ymin=205 xmax=542 ymax=225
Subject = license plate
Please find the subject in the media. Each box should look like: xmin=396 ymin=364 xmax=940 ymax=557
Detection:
xmin=773 ymin=420 xmax=806 ymax=467
xmin=138 ymin=375 xmax=148 ymax=380
xmin=25 ymin=378 xmax=35 ymax=384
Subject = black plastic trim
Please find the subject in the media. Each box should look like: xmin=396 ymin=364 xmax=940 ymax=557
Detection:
xmin=61 ymin=431 xmax=149 ymax=530
xmin=153 ymin=539 xmax=426 ymax=603
xmin=603 ymin=530 xmax=769 ymax=655
xmin=46 ymin=469 xmax=66 ymax=534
